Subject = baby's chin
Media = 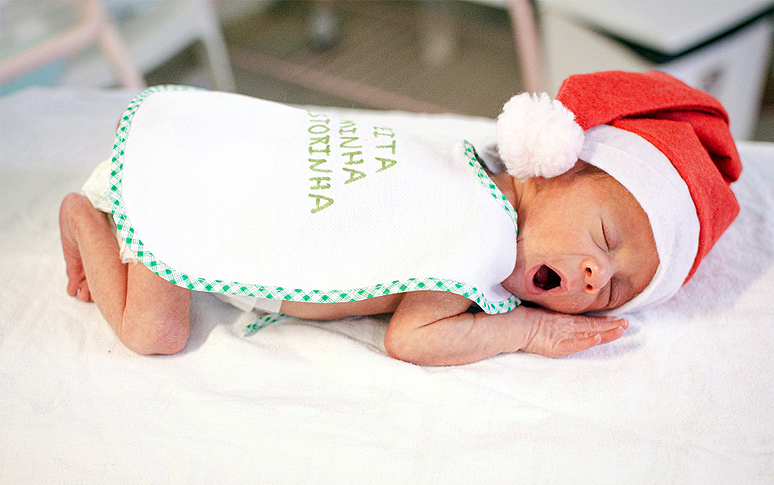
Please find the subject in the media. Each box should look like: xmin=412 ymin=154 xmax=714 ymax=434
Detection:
xmin=531 ymin=294 xmax=628 ymax=315
xmin=514 ymin=287 xmax=602 ymax=315
xmin=529 ymin=298 xmax=589 ymax=315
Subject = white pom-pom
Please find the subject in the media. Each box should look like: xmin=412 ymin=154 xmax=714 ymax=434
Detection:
xmin=496 ymin=92 xmax=584 ymax=180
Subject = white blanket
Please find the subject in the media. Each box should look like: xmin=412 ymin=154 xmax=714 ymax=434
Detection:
xmin=1 ymin=87 xmax=773 ymax=484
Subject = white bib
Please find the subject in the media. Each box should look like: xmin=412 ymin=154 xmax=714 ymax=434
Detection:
xmin=110 ymin=86 xmax=520 ymax=314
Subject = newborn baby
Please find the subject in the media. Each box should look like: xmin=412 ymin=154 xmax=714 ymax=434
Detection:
xmin=59 ymin=71 xmax=741 ymax=365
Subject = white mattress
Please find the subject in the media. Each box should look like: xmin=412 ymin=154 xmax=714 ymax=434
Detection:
xmin=1 ymin=87 xmax=773 ymax=484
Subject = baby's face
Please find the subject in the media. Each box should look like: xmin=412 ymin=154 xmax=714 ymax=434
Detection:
xmin=501 ymin=164 xmax=659 ymax=314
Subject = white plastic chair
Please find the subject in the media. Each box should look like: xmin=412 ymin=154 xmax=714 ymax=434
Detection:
xmin=506 ymin=0 xmax=545 ymax=93
xmin=60 ymin=0 xmax=236 ymax=92
xmin=0 ymin=0 xmax=145 ymax=90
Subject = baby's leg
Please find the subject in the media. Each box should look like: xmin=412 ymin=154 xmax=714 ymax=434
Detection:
xmin=59 ymin=193 xmax=191 ymax=354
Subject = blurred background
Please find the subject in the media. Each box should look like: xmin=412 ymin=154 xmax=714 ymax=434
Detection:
xmin=2 ymin=0 xmax=773 ymax=141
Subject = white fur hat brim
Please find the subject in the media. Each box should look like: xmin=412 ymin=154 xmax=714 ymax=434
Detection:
xmin=579 ymin=125 xmax=700 ymax=314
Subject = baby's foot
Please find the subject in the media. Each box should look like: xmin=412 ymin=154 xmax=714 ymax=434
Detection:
xmin=59 ymin=193 xmax=92 ymax=302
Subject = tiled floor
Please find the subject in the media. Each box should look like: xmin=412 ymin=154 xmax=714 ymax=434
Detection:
xmin=147 ymin=0 xmax=774 ymax=142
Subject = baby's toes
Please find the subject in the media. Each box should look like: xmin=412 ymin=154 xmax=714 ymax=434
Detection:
xmin=67 ymin=274 xmax=91 ymax=302
xmin=66 ymin=276 xmax=81 ymax=297
xmin=77 ymin=282 xmax=92 ymax=302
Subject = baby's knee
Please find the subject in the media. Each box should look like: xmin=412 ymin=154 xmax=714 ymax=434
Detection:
xmin=122 ymin=263 xmax=192 ymax=355
xmin=121 ymin=310 xmax=190 ymax=355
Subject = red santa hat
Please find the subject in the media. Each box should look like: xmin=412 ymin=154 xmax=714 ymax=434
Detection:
xmin=496 ymin=70 xmax=741 ymax=313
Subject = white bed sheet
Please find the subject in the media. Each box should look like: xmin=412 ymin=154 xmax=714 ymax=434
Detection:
xmin=1 ymin=87 xmax=773 ymax=484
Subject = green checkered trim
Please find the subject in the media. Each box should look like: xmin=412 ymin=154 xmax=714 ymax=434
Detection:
xmin=460 ymin=140 xmax=519 ymax=227
xmin=109 ymin=86 xmax=520 ymax=315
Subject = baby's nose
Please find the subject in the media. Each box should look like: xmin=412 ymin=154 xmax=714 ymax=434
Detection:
xmin=581 ymin=258 xmax=612 ymax=294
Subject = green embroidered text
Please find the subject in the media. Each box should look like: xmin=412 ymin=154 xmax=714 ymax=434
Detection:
xmin=305 ymin=112 xmax=399 ymax=214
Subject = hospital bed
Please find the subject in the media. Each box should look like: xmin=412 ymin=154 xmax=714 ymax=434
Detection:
xmin=1 ymin=87 xmax=773 ymax=483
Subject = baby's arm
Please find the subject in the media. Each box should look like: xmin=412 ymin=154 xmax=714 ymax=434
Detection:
xmin=385 ymin=291 xmax=627 ymax=366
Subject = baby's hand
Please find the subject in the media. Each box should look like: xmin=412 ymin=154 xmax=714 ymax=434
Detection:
xmin=519 ymin=306 xmax=628 ymax=358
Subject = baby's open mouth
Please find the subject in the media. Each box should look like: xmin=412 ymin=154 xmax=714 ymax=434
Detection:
xmin=534 ymin=264 xmax=561 ymax=291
